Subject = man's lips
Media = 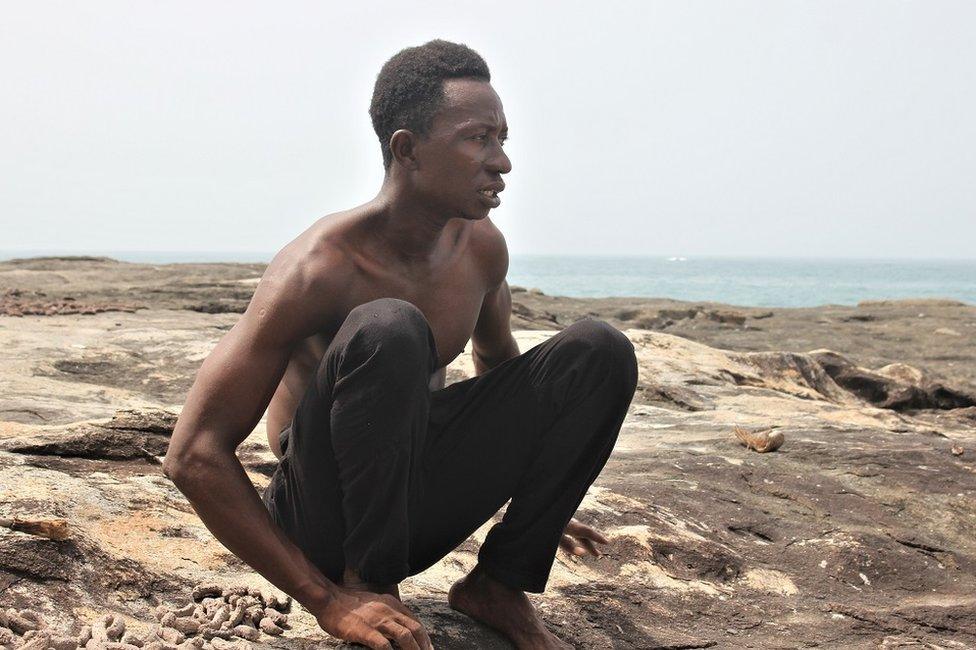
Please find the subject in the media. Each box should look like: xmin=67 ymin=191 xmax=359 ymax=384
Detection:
xmin=477 ymin=181 xmax=505 ymax=206
xmin=479 ymin=181 xmax=505 ymax=194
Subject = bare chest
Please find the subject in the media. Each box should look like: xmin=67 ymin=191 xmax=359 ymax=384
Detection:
xmin=275 ymin=250 xmax=488 ymax=416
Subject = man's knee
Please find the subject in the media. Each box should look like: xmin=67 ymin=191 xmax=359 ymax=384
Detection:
xmin=344 ymin=298 xmax=432 ymax=360
xmin=559 ymin=318 xmax=638 ymax=389
xmin=315 ymin=298 xmax=434 ymax=393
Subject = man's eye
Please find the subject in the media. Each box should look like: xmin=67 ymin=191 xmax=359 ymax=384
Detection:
xmin=499 ymin=136 xmax=508 ymax=146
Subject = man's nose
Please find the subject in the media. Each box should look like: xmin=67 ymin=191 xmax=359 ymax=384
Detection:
xmin=488 ymin=142 xmax=512 ymax=174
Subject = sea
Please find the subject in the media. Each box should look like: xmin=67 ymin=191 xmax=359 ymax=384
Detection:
xmin=2 ymin=251 xmax=974 ymax=308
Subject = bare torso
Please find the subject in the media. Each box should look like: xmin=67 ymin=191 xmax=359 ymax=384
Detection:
xmin=265 ymin=208 xmax=499 ymax=448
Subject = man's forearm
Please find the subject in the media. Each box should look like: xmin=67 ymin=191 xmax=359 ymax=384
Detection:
xmin=166 ymin=449 xmax=335 ymax=611
xmin=473 ymin=335 xmax=520 ymax=375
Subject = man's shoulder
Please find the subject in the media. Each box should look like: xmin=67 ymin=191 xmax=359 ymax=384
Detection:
xmin=275 ymin=212 xmax=358 ymax=287
xmin=470 ymin=217 xmax=509 ymax=290
xmin=250 ymin=215 xmax=356 ymax=328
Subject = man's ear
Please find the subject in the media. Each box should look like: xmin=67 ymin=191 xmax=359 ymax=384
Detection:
xmin=389 ymin=129 xmax=420 ymax=170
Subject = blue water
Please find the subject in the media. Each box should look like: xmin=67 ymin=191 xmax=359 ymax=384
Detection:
xmin=2 ymin=251 xmax=974 ymax=308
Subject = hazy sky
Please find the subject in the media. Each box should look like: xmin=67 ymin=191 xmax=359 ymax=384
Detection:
xmin=2 ymin=1 xmax=974 ymax=258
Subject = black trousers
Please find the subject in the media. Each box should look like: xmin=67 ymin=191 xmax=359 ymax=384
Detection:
xmin=262 ymin=298 xmax=637 ymax=593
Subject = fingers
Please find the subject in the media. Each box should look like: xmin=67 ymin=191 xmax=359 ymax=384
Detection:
xmin=356 ymin=628 xmax=393 ymax=650
xmin=378 ymin=619 xmax=421 ymax=650
xmin=569 ymin=520 xmax=610 ymax=545
xmin=581 ymin=537 xmax=602 ymax=557
xmin=562 ymin=531 xmax=607 ymax=557
xmin=380 ymin=598 xmax=431 ymax=650
xmin=560 ymin=533 xmax=590 ymax=556
xmin=588 ymin=527 xmax=610 ymax=545
xmin=397 ymin=613 xmax=433 ymax=650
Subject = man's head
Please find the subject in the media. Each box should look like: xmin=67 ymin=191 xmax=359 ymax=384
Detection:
xmin=370 ymin=40 xmax=511 ymax=219
xmin=370 ymin=40 xmax=491 ymax=170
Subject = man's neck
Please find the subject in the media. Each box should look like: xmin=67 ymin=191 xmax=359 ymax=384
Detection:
xmin=369 ymin=178 xmax=460 ymax=268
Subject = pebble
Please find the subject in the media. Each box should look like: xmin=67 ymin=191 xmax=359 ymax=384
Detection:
xmin=258 ymin=618 xmax=283 ymax=636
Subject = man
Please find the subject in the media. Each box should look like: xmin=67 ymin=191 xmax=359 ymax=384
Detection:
xmin=164 ymin=40 xmax=638 ymax=650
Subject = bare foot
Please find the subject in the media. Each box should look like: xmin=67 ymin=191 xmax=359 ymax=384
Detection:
xmin=341 ymin=566 xmax=401 ymax=600
xmin=448 ymin=564 xmax=571 ymax=649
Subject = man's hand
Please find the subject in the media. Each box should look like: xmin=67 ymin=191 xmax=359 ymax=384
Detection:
xmin=559 ymin=518 xmax=610 ymax=557
xmin=314 ymin=588 xmax=433 ymax=650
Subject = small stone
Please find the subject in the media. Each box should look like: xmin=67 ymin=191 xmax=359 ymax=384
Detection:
xmin=262 ymin=609 xmax=287 ymax=627
xmin=173 ymin=603 xmax=196 ymax=618
xmin=157 ymin=626 xmax=185 ymax=645
xmin=245 ymin=607 xmax=263 ymax=626
xmin=200 ymin=598 xmax=224 ymax=610
xmin=105 ymin=614 xmax=127 ymax=641
xmin=49 ymin=636 xmax=79 ymax=650
xmin=3 ymin=609 xmax=40 ymax=635
xmin=226 ymin=602 xmax=247 ymax=628
xmin=19 ymin=633 xmax=51 ymax=650
xmin=171 ymin=617 xmax=201 ymax=635
xmin=258 ymin=618 xmax=283 ymax=636
xmin=210 ymin=605 xmax=230 ymax=628
xmin=230 ymin=626 xmax=259 ymax=641
xmin=17 ymin=610 xmax=45 ymax=629
xmin=192 ymin=584 xmax=222 ymax=601
xmin=197 ymin=625 xmax=232 ymax=641
xmin=952 ymin=446 xmax=964 ymax=456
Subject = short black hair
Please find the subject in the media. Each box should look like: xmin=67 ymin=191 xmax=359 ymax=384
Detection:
xmin=369 ymin=39 xmax=491 ymax=170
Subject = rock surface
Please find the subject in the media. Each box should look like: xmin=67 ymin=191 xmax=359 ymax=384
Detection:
xmin=1 ymin=257 xmax=975 ymax=648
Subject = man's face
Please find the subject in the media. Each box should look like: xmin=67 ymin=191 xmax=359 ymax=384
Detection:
xmin=412 ymin=79 xmax=511 ymax=220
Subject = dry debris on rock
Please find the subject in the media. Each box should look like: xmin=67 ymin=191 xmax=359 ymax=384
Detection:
xmin=0 ymin=518 xmax=70 ymax=541
xmin=0 ymin=585 xmax=291 ymax=650
xmin=1 ymin=289 xmax=138 ymax=318
xmin=733 ymin=425 xmax=785 ymax=453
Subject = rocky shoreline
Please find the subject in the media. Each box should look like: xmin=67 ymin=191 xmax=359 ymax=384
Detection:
xmin=1 ymin=256 xmax=975 ymax=649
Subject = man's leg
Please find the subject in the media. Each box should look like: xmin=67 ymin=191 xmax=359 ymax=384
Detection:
xmin=262 ymin=297 xmax=439 ymax=588
xmin=408 ymin=318 xmax=638 ymax=646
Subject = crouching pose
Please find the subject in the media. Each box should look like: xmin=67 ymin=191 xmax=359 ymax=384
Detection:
xmin=165 ymin=40 xmax=638 ymax=650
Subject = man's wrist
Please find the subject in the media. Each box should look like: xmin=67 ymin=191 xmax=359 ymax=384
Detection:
xmin=294 ymin=579 xmax=337 ymax=613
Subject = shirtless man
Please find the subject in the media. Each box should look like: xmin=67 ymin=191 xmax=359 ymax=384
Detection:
xmin=164 ymin=40 xmax=638 ymax=649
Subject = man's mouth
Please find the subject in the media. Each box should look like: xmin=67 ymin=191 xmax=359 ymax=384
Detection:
xmin=477 ymin=183 xmax=504 ymax=208
xmin=477 ymin=188 xmax=501 ymax=208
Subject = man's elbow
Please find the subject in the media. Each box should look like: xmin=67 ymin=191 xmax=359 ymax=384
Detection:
xmin=162 ymin=441 xmax=214 ymax=488
xmin=161 ymin=449 xmax=190 ymax=486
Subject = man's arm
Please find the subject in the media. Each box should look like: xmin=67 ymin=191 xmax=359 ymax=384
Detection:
xmin=163 ymin=250 xmax=430 ymax=650
xmin=471 ymin=221 xmax=519 ymax=375
xmin=472 ymin=278 xmax=520 ymax=375
xmin=164 ymin=254 xmax=329 ymax=601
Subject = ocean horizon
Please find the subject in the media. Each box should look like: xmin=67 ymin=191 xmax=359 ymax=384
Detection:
xmin=2 ymin=251 xmax=974 ymax=308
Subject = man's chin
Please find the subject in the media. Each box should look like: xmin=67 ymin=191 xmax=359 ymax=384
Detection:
xmin=458 ymin=207 xmax=492 ymax=221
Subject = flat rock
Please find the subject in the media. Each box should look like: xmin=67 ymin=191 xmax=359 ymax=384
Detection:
xmin=1 ymin=258 xmax=975 ymax=648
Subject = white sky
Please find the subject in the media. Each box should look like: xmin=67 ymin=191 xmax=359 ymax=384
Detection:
xmin=1 ymin=1 xmax=974 ymax=258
